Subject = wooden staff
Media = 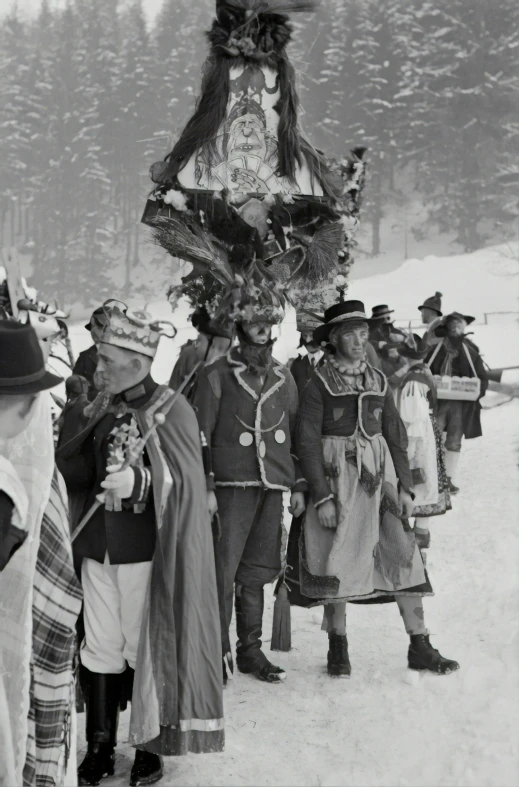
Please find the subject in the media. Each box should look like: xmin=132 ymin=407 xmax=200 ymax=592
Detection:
xmin=71 ymin=361 xmax=201 ymax=543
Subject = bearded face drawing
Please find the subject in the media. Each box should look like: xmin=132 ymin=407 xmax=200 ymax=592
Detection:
xmin=195 ymin=73 xmax=299 ymax=195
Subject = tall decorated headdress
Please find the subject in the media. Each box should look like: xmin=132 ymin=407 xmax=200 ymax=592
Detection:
xmin=91 ymin=300 xmax=176 ymax=359
xmin=142 ymin=0 xmax=367 ymax=324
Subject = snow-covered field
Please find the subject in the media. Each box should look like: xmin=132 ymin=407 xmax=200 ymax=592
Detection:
xmin=77 ymin=397 xmax=519 ymax=787
xmin=70 ymin=242 xmax=519 ymax=786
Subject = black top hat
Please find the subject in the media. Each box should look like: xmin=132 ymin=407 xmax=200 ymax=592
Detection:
xmin=418 ymin=292 xmax=442 ymax=316
xmin=370 ymin=304 xmax=394 ymax=320
xmin=313 ymin=300 xmax=369 ymax=346
xmin=445 ymin=311 xmax=475 ymax=326
xmin=0 ymin=322 xmax=62 ymax=395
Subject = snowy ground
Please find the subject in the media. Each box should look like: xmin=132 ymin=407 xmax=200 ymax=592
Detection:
xmin=69 ymin=242 xmax=519 ymax=786
xmin=76 ymin=396 xmax=519 ymax=787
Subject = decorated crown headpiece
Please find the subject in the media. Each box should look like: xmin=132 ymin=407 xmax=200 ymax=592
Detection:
xmin=92 ymin=300 xmax=176 ymax=358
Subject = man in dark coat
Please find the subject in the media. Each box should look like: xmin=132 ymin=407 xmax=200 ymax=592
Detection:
xmin=192 ymin=279 xmax=306 ymax=685
xmin=169 ymin=307 xmax=232 ymax=400
xmin=57 ymin=301 xmax=224 ymax=786
xmin=71 ymin=308 xmax=107 ymax=401
xmin=368 ymin=304 xmax=408 ymax=383
xmin=426 ymin=311 xmax=488 ymax=493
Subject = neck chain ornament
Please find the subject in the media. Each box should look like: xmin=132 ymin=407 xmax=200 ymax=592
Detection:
xmin=329 ymin=357 xmax=367 ymax=376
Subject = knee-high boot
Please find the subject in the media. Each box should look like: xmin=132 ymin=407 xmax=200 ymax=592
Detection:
xmin=78 ymin=667 xmax=120 ymax=786
xmin=235 ymin=584 xmax=286 ymax=683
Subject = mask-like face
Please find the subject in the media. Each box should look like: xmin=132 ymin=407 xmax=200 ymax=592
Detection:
xmin=446 ymin=317 xmax=466 ymax=338
xmin=302 ymin=333 xmax=319 ymax=353
xmin=383 ymin=313 xmax=393 ymax=325
xmin=0 ymin=394 xmax=39 ymax=440
xmin=330 ymin=322 xmax=369 ymax=362
xmin=242 ymin=321 xmax=273 ymax=345
xmin=96 ymin=343 xmax=145 ymax=394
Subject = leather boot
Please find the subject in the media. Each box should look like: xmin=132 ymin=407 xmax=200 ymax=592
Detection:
xmin=235 ymin=584 xmax=286 ymax=683
xmin=327 ymin=634 xmax=351 ymax=678
xmin=130 ymin=750 xmax=163 ymax=786
xmin=408 ymin=634 xmax=460 ymax=675
xmin=78 ymin=668 xmax=120 ymax=785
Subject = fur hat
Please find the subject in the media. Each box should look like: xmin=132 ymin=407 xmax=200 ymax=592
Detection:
xmin=91 ymin=300 xmax=176 ymax=359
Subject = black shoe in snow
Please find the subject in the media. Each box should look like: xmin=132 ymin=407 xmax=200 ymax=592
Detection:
xmin=238 ymin=655 xmax=287 ymax=683
xmin=447 ymin=477 xmax=459 ymax=495
xmin=129 ymin=751 xmax=163 ymax=786
xmin=78 ymin=744 xmax=115 ymax=786
xmin=327 ymin=634 xmax=351 ymax=678
xmin=408 ymin=634 xmax=460 ymax=675
xmin=414 ymin=530 xmax=431 ymax=550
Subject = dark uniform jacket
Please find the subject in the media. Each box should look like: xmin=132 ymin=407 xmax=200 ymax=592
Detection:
xmin=72 ymin=344 xmax=98 ymax=401
xmin=192 ymin=349 xmax=305 ymax=493
xmin=57 ymin=375 xmax=157 ymax=565
xmin=290 ymin=354 xmax=324 ymax=395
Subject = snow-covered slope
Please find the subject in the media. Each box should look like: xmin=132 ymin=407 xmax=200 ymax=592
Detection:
xmin=79 ymin=398 xmax=519 ymax=787
xmin=68 ymin=242 xmax=518 ymax=787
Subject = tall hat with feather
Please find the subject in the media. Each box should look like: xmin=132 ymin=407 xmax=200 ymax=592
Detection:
xmin=142 ymin=0 xmax=368 ymax=324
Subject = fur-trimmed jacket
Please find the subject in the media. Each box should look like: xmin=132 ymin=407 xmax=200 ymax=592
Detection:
xmin=192 ymin=349 xmax=305 ymax=493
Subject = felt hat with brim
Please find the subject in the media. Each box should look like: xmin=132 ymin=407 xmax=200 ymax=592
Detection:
xmin=398 ymin=334 xmax=429 ymax=360
xmin=418 ymin=292 xmax=442 ymax=316
xmin=370 ymin=304 xmax=394 ymax=321
xmin=313 ymin=300 xmax=369 ymax=346
xmin=0 ymin=321 xmax=63 ymax=395
xmin=445 ymin=311 xmax=475 ymax=326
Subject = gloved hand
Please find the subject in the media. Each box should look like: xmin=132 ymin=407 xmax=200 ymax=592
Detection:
xmin=100 ymin=465 xmax=135 ymax=500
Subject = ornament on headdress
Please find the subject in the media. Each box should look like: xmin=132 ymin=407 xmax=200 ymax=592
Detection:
xmin=217 ymin=264 xmax=287 ymax=325
xmin=142 ymin=1 xmax=368 ymax=330
xmin=92 ymin=300 xmax=176 ymax=359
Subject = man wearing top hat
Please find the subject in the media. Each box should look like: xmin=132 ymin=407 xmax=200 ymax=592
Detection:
xmin=368 ymin=304 xmax=409 ymax=387
xmin=72 ymin=311 xmax=103 ymax=401
xmin=57 ymin=301 xmax=224 ymax=786
xmin=289 ymin=311 xmax=326 ymax=395
xmin=293 ymin=299 xmax=459 ymax=678
xmin=0 ymin=321 xmax=82 ymax=786
xmin=192 ymin=274 xmax=306 ymax=685
xmin=425 ymin=311 xmax=488 ymax=493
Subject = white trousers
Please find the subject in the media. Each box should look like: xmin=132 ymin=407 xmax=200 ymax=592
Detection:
xmin=80 ymin=555 xmax=152 ymax=674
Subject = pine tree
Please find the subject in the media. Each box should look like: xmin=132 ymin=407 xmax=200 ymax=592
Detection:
xmin=412 ymin=0 xmax=519 ymax=250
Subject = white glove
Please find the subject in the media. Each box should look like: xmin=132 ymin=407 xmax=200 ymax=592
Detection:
xmin=100 ymin=465 xmax=135 ymax=500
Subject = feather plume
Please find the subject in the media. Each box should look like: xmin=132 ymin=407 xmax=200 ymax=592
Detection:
xmin=289 ymin=222 xmax=344 ymax=284
xmin=148 ymin=215 xmax=234 ymax=286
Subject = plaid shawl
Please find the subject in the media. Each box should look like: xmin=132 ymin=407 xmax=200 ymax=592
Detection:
xmin=23 ymin=471 xmax=82 ymax=787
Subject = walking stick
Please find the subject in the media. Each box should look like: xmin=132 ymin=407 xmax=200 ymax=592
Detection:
xmin=71 ymin=361 xmax=202 ymax=543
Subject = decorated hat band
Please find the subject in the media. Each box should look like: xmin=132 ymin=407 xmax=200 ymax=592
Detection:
xmin=93 ymin=300 xmax=177 ymax=359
